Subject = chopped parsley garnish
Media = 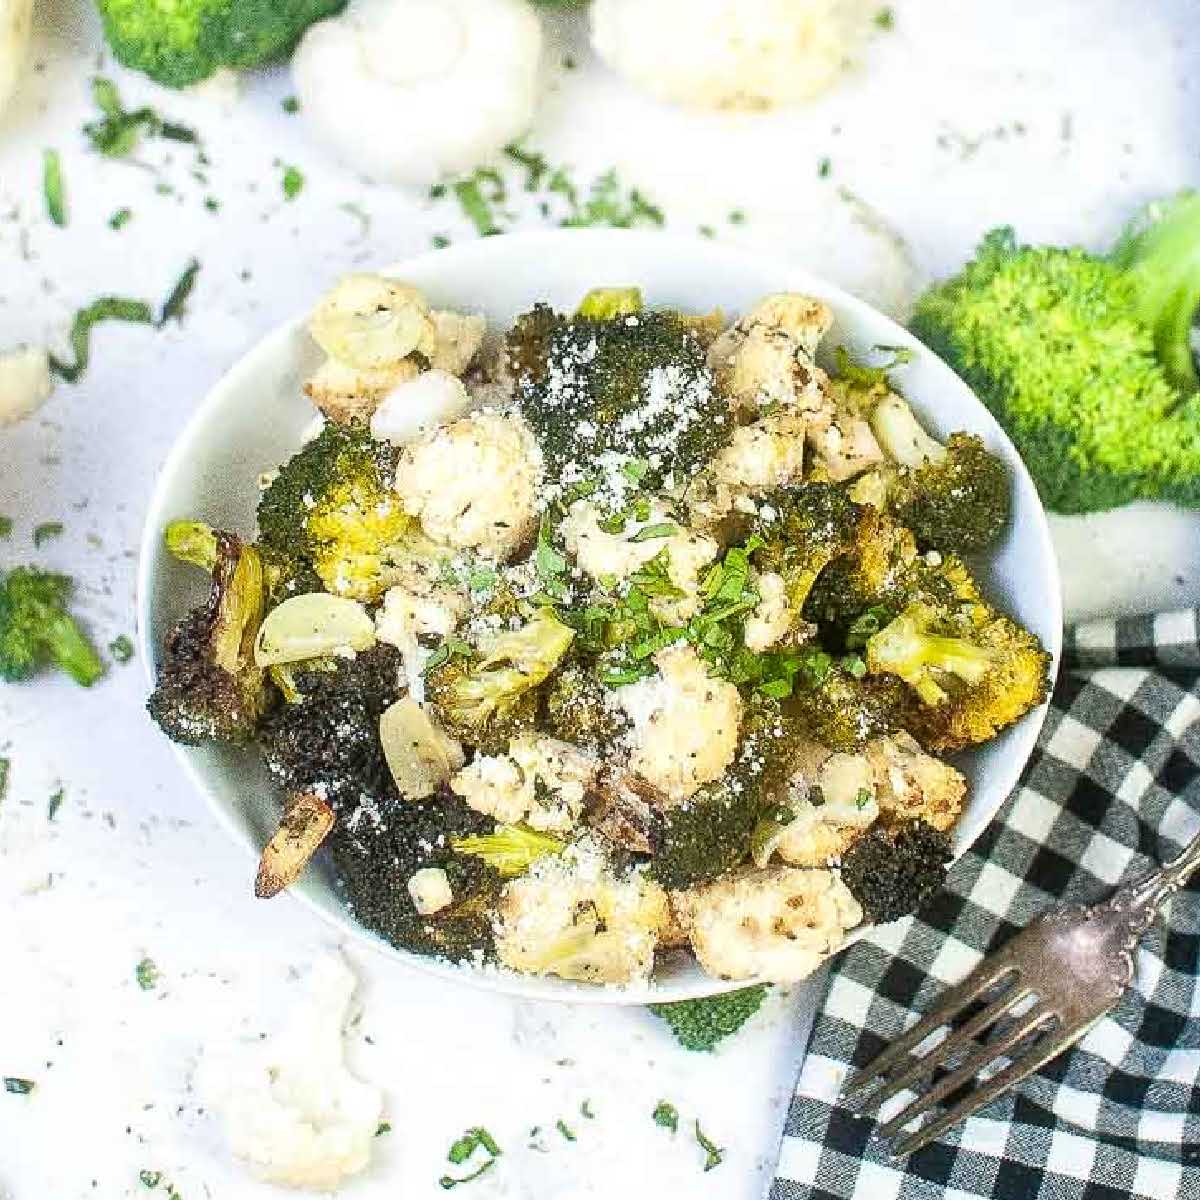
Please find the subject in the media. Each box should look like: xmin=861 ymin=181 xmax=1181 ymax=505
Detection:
xmin=83 ymin=78 xmax=197 ymax=157
xmin=375 ymin=1121 xmax=392 ymax=1136
xmin=441 ymin=1127 xmax=501 ymax=1189
xmin=432 ymin=235 xmax=451 ymax=249
xmin=555 ymin=1118 xmax=576 ymax=1142
xmin=135 ymin=957 xmax=159 ymax=990
xmin=204 ymin=197 xmax=220 ymax=213
xmin=0 ymin=516 xmax=11 ymax=538
xmin=845 ymin=605 xmax=895 ymax=649
xmin=728 ymin=209 xmax=746 ymax=225
xmin=694 ymin=1119 xmax=724 ymax=1171
xmin=282 ymin=164 xmax=304 ymax=201
xmin=630 ymin=522 xmax=678 ymax=544
xmin=842 ymin=653 xmax=867 ymax=679
xmin=698 ymin=224 xmax=716 ymax=239
xmin=109 ymin=207 xmax=133 ymax=230
xmin=855 ymin=788 xmax=872 ymax=809
xmin=0 ymin=757 xmax=9 ymax=802
xmin=43 ymin=149 xmax=66 ymax=226
xmin=32 ymin=522 xmax=63 ymax=547
xmin=281 ymin=96 xmax=301 ymax=114
xmin=49 ymin=297 xmax=154 ymax=383
xmin=159 ymin=260 xmax=201 ymax=326
xmin=453 ymin=177 xmax=501 ymax=237
xmin=818 ymin=156 xmax=832 ymax=179
xmin=580 ymin=1099 xmax=595 ymax=1119
xmin=48 ymin=788 xmax=63 ymax=821
xmin=652 ymin=1100 xmax=679 ymax=1133
xmin=874 ymin=6 xmax=895 ymax=30
xmin=138 ymin=1171 xmax=162 ymax=1188
xmin=4 ymin=1077 xmax=35 ymax=1095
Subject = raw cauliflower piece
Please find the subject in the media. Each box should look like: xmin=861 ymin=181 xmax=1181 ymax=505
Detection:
xmin=394 ymin=409 xmax=542 ymax=560
xmin=305 ymin=356 xmax=420 ymax=425
xmin=708 ymin=294 xmax=835 ymax=417
xmin=616 ymin=644 xmax=742 ymax=802
xmin=675 ymin=866 xmax=863 ymax=982
xmin=292 ymin=0 xmax=542 ymax=187
xmin=865 ymin=732 xmax=967 ymax=832
xmin=494 ymin=837 xmax=670 ymax=984
xmin=590 ymin=0 xmax=862 ymax=111
xmin=560 ymin=497 xmax=718 ymax=620
xmin=773 ymin=751 xmax=879 ymax=867
xmin=202 ymin=955 xmax=384 ymax=1192
xmin=0 ymin=346 xmax=52 ymax=426
xmin=451 ymin=734 xmax=598 ymax=833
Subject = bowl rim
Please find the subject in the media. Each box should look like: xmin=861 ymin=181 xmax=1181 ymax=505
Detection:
xmin=136 ymin=228 xmax=1063 ymax=1005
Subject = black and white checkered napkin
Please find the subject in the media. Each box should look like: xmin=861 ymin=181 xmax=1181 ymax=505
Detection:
xmin=771 ymin=610 xmax=1200 ymax=1200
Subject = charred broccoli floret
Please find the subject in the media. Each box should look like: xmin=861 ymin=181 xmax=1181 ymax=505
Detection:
xmin=147 ymin=531 xmax=269 ymax=744
xmin=542 ymin=661 xmax=628 ymax=750
xmin=508 ymin=304 xmax=732 ymax=490
xmin=425 ymin=608 xmax=575 ymax=754
xmin=327 ymin=788 xmax=502 ymax=962
xmin=785 ymin=666 xmax=910 ymax=752
xmin=257 ymin=421 xmax=427 ymax=604
xmin=840 ymin=819 xmax=953 ymax=923
xmin=649 ymin=985 xmax=770 ymax=1052
xmin=258 ymin=645 xmax=404 ymax=811
xmin=870 ymin=395 xmax=1010 ymax=553
xmin=751 ymin=483 xmax=862 ymax=615
xmin=0 ymin=567 xmax=104 ymax=687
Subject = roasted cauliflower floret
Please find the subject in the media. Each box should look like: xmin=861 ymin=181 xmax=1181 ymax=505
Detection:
xmin=772 ymin=750 xmax=879 ymax=867
xmin=743 ymin=571 xmax=797 ymax=652
xmin=560 ymin=497 xmax=719 ymax=620
xmin=707 ymin=293 xmax=835 ymax=414
xmin=807 ymin=410 xmax=885 ymax=482
xmin=674 ymin=866 xmax=863 ymax=983
xmin=864 ymin=731 xmax=967 ymax=832
xmin=374 ymin=582 xmax=467 ymax=698
xmin=310 ymin=274 xmax=436 ymax=371
xmin=494 ymin=839 xmax=670 ymax=984
xmin=429 ymin=310 xmax=487 ymax=376
xmin=304 ymin=357 xmax=420 ymax=426
xmin=394 ymin=410 xmax=543 ymax=560
xmin=616 ymin=643 xmax=742 ymax=801
xmin=451 ymin=734 xmax=598 ymax=833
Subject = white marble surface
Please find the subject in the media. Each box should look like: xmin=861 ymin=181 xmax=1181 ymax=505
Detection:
xmin=1 ymin=3 xmax=1198 ymax=1198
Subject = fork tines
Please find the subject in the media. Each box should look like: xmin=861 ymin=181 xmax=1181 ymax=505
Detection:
xmin=843 ymin=956 xmax=1072 ymax=1157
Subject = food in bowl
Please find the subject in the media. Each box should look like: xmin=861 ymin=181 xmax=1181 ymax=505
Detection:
xmin=147 ymin=275 xmax=1051 ymax=988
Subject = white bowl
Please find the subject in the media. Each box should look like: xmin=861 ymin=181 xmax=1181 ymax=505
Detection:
xmin=137 ymin=230 xmax=1062 ymax=1005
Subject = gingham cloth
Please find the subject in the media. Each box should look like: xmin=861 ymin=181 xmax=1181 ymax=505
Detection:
xmin=771 ymin=610 xmax=1200 ymax=1200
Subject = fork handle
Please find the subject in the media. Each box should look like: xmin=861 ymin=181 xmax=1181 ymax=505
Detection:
xmin=1113 ymin=827 xmax=1200 ymax=937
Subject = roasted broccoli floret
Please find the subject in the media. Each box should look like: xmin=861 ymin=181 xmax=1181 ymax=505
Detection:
xmin=751 ymin=482 xmax=863 ymax=614
xmin=0 ymin=567 xmax=103 ymax=686
xmin=542 ymin=661 xmax=628 ymax=750
xmin=508 ymin=304 xmax=732 ymax=490
xmin=258 ymin=421 xmax=427 ymax=604
xmin=96 ymin=0 xmax=345 ymax=88
xmin=147 ymin=531 xmax=268 ymax=744
xmin=839 ymin=819 xmax=952 ymax=923
xmin=648 ymin=985 xmax=770 ymax=1052
xmin=869 ymin=394 xmax=1010 ymax=553
xmin=425 ymin=608 xmax=575 ymax=754
xmin=327 ymin=788 xmax=502 ymax=962
xmin=258 ymin=645 xmax=404 ymax=810
xmin=910 ymin=193 xmax=1200 ymax=514
xmin=576 ymin=286 xmax=643 ymax=319
xmin=785 ymin=665 xmax=910 ymax=752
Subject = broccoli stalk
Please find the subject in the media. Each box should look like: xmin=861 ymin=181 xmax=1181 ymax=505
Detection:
xmin=866 ymin=603 xmax=994 ymax=706
xmin=911 ymin=192 xmax=1200 ymax=513
xmin=648 ymin=985 xmax=770 ymax=1053
xmin=0 ymin=568 xmax=104 ymax=686
xmin=452 ymin=824 xmax=565 ymax=877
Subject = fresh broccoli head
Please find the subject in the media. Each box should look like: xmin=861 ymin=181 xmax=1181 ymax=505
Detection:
xmin=0 ymin=567 xmax=104 ymax=687
xmin=258 ymin=645 xmax=404 ymax=811
xmin=96 ymin=0 xmax=345 ymax=88
xmin=910 ymin=193 xmax=1200 ymax=514
xmin=649 ymin=985 xmax=770 ymax=1052
xmin=840 ymin=819 xmax=952 ymax=923
xmin=147 ymin=531 xmax=268 ymax=744
xmin=869 ymin=394 xmax=1010 ymax=553
xmin=425 ymin=608 xmax=575 ymax=754
xmin=508 ymin=304 xmax=733 ymax=490
xmin=257 ymin=421 xmax=425 ymax=603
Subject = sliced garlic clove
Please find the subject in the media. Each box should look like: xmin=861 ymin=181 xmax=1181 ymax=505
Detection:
xmin=379 ymin=696 xmax=464 ymax=799
xmin=255 ymin=791 xmax=336 ymax=899
xmin=369 ymin=368 xmax=472 ymax=444
xmin=254 ymin=593 xmax=376 ymax=666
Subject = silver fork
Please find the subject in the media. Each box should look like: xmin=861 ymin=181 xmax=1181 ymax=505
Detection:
xmin=844 ymin=827 xmax=1200 ymax=1157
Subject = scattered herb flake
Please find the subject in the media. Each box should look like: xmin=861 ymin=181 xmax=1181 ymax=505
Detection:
xmin=441 ymin=1127 xmax=500 ymax=1189
xmin=84 ymin=79 xmax=196 ymax=157
xmin=159 ymin=260 xmax=201 ymax=326
xmin=281 ymin=96 xmax=301 ymax=114
xmin=47 ymin=788 xmax=63 ymax=821
xmin=698 ymin=224 xmax=716 ymax=239
xmin=629 ymin=522 xmax=677 ymax=543
xmin=874 ymin=6 xmax=895 ymax=29
xmin=109 ymin=207 xmax=133 ymax=230
xmin=580 ymin=1099 xmax=595 ymax=1119
xmin=855 ymin=787 xmax=872 ymax=809
xmin=439 ymin=1160 xmax=495 ymax=1190
xmin=432 ymin=234 xmax=451 ymax=249
xmin=652 ymin=1101 xmax=679 ymax=1133
xmin=0 ymin=516 xmax=13 ymax=537
xmin=203 ymin=196 xmax=220 ymax=213
xmin=282 ymin=164 xmax=304 ymax=201
xmin=108 ymin=634 xmax=134 ymax=663
xmin=0 ymin=758 xmax=8 ymax=801
xmin=694 ymin=1120 xmax=724 ymax=1171
xmin=32 ymin=522 xmax=63 ymax=547
xmin=4 ymin=1077 xmax=34 ymax=1095
xmin=728 ymin=209 xmax=746 ymax=225
xmin=453 ymin=178 xmax=500 ymax=236
xmin=48 ymin=296 xmax=155 ymax=383
xmin=818 ymin=157 xmax=832 ymax=179
xmin=43 ymin=149 xmax=66 ymax=226
xmin=138 ymin=1171 xmax=162 ymax=1188
xmin=135 ymin=957 xmax=158 ymax=990
xmin=556 ymin=1119 xmax=576 ymax=1142
xmin=376 ymin=1121 xmax=392 ymax=1137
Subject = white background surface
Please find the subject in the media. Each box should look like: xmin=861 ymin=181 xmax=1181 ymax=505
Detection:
xmin=1 ymin=3 xmax=1198 ymax=1198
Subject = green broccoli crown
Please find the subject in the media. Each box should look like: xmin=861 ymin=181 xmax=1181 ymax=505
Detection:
xmin=259 ymin=644 xmax=405 ymax=810
xmin=840 ymin=819 xmax=952 ymax=924
xmin=911 ymin=194 xmax=1200 ymax=514
xmin=0 ymin=567 xmax=104 ymax=687
xmin=542 ymin=661 xmax=629 ymax=749
xmin=257 ymin=421 xmax=413 ymax=603
xmin=509 ymin=304 xmax=734 ymax=491
xmin=97 ymin=0 xmax=345 ymax=88
xmin=649 ymin=984 xmax=770 ymax=1052
xmin=327 ymin=788 xmax=502 ymax=963
xmin=784 ymin=666 xmax=909 ymax=752
xmin=146 ymin=532 xmax=268 ymax=744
